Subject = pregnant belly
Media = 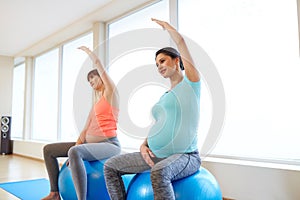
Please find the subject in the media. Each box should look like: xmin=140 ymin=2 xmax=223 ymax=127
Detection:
xmin=85 ymin=134 xmax=108 ymax=143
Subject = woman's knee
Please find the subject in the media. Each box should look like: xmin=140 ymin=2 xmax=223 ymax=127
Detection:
xmin=104 ymin=156 xmax=119 ymax=170
xmin=67 ymin=146 xmax=80 ymax=159
xmin=150 ymin=167 xmax=169 ymax=183
xmin=43 ymin=143 xmax=55 ymax=157
xmin=103 ymin=161 xmax=114 ymax=175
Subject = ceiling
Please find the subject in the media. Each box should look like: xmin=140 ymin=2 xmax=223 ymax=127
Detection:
xmin=0 ymin=0 xmax=153 ymax=57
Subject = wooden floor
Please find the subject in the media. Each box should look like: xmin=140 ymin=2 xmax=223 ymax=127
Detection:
xmin=0 ymin=154 xmax=48 ymax=200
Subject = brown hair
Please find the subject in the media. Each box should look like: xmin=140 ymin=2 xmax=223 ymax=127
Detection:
xmin=155 ymin=47 xmax=184 ymax=70
xmin=87 ymin=69 xmax=100 ymax=81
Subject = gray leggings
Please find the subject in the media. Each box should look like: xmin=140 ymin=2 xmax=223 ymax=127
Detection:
xmin=104 ymin=151 xmax=201 ymax=200
xmin=43 ymin=137 xmax=120 ymax=200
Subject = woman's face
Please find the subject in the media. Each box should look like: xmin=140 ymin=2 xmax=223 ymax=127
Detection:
xmin=88 ymin=74 xmax=103 ymax=90
xmin=155 ymin=53 xmax=179 ymax=78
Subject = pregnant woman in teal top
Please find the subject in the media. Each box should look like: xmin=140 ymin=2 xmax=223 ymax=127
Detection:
xmin=104 ymin=18 xmax=201 ymax=200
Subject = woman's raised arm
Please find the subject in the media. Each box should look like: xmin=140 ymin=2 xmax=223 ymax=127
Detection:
xmin=151 ymin=18 xmax=200 ymax=82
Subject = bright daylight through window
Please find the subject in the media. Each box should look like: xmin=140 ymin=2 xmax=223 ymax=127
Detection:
xmin=179 ymin=0 xmax=300 ymax=164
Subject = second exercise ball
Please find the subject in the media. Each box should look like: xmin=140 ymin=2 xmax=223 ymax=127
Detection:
xmin=126 ymin=167 xmax=222 ymax=200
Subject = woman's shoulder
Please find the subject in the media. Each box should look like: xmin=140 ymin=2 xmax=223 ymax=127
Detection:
xmin=184 ymin=75 xmax=201 ymax=85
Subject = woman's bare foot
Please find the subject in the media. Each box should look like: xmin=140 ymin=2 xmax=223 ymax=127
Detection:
xmin=41 ymin=192 xmax=61 ymax=200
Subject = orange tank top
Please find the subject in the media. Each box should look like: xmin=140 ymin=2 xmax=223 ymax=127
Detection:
xmin=88 ymin=97 xmax=119 ymax=138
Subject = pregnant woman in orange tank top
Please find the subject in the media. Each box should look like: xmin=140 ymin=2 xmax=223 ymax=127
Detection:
xmin=42 ymin=46 xmax=120 ymax=200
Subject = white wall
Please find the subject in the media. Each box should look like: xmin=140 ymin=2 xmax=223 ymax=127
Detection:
xmin=202 ymin=159 xmax=300 ymax=200
xmin=0 ymin=56 xmax=14 ymax=116
xmin=13 ymin=140 xmax=46 ymax=160
xmin=13 ymin=140 xmax=68 ymax=164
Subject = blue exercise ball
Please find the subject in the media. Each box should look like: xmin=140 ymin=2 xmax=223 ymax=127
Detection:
xmin=126 ymin=167 xmax=222 ymax=200
xmin=58 ymin=160 xmax=134 ymax=200
xmin=126 ymin=171 xmax=153 ymax=200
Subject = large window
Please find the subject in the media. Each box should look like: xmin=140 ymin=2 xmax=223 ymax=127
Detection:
xmin=11 ymin=63 xmax=25 ymax=138
xmin=31 ymin=33 xmax=93 ymax=141
xmin=179 ymin=0 xmax=300 ymax=163
xmin=61 ymin=33 xmax=93 ymax=141
xmin=32 ymin=49 xmax=59 ymax=141
xmin=108 ymin=0 xmax=169 ymax=150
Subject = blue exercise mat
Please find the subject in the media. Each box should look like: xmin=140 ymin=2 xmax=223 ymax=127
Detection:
xmin=0 ymin=178 xmax=50 ymax=200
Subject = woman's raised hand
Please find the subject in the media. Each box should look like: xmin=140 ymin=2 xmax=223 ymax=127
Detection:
xmin=151 ymin=18 xmax=174 ymax=31
xmin=78 ymin=46 xmax=101 ymax=65
xmin=78 ymin=46 xmax=92 ymax=54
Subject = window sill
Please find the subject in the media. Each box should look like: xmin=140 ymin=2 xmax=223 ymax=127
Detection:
xmin=202 ymin=156 xmax=300 ymax=171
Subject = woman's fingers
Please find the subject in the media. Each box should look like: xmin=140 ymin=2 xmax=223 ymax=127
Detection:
xmin=142 ymin=151 xmax=154 ymax=167
xmin=151 ymin=18 xmax=171 ymax=30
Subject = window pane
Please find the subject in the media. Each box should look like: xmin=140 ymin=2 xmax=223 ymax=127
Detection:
xmin=109 ymin=0 xmax=169 ymax=38
xmin=179 ymin=0 xmax=300 ymax=162
xmin=11 ymin=63 xmax=25 ymax=138
xmin=108 ymin=0 xmax=169 ymax=151
xmin=109 ymin=50 xmax=167 ymax=149
xmin=32 ymin=49 xmax=59 ymax=141
xmin=61 ymin=33 xmax=93 ymax=141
